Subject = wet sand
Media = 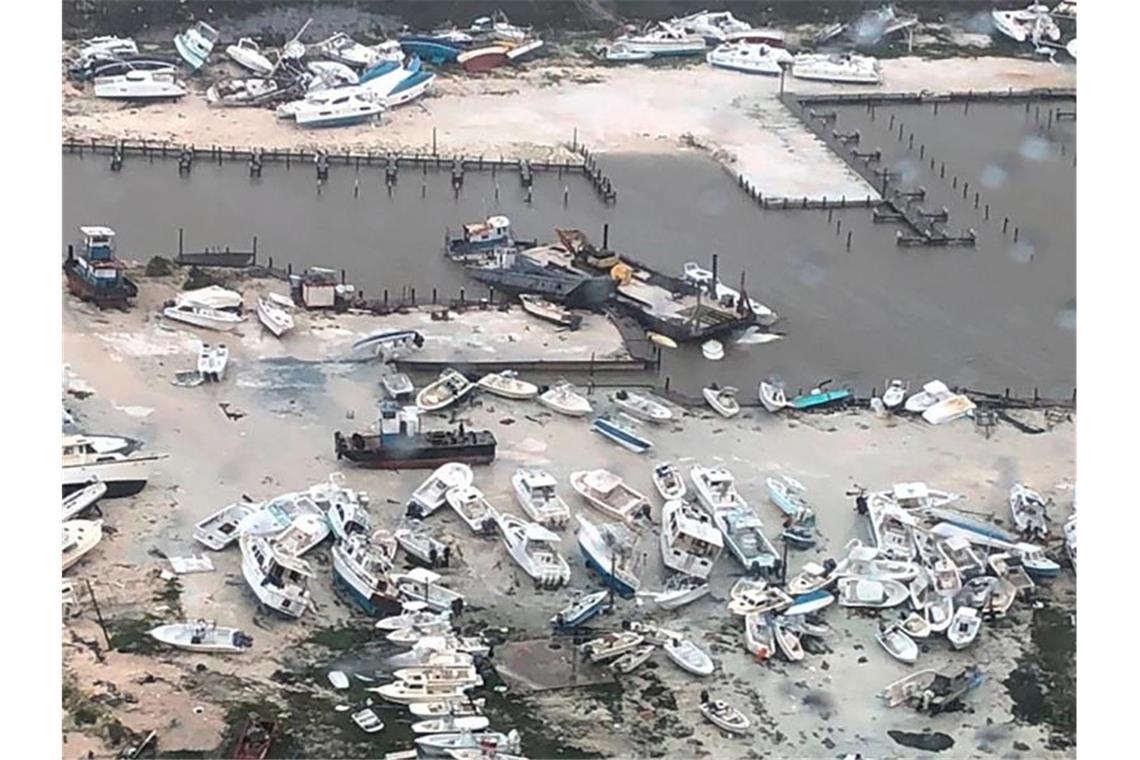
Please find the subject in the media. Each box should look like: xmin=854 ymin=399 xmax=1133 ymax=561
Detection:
xmin=62 ymin=273 xmax=1075 ymax=758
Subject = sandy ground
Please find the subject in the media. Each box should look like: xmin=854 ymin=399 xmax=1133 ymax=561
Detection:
xmin=62 ymin=268 xmax=1075 ymax=758
xmin=62 ymin=56 xmax=1074 ymax=201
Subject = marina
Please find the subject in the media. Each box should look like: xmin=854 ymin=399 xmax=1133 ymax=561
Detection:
xmin=58 ymin=3 xmax=1078 ymax=760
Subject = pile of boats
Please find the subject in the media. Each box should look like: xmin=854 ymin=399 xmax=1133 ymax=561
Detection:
xmin=755 ymin=376 xmax=978 ymax=424
xmin=161 ymin=283 xmax=295 ymax=340
xmin=991 ymin=3 xmax=1075 ymax=58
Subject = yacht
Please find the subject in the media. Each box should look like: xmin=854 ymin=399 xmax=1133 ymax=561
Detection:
xmin=615 ymin=25 xmax=707 ymax=58
xmin=706 ymin=41 xmax=792 ymax=75
xmin=660 ymin=499 xmax=723 ymax=579
xmin=62 ymin=435 xmax=167 ymax=498
xmin=93 ymin=70 xmax=186 ymax=100
xmin=675 ymin=10 xmax=753 ymax=44
xmin=791 ymin=53 xmax=881 ymax=85
xmin=293 ymin=91 xmax=385 ymax=128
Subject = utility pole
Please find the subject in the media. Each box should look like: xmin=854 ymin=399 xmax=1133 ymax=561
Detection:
xmin=85 ymin=579 xmax=112 ymax=650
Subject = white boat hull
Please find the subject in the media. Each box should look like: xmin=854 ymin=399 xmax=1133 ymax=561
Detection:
xmin=63 ymin=454 xmax=163 ymax=498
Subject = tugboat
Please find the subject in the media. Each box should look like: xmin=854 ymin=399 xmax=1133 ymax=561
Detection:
xmin=445 ymin=215 xmax=536 ymax=262
xmin=63 ymin=226 xmax=139 ymax=309
xmin=334 ymin=401 xmax=496 ymax=469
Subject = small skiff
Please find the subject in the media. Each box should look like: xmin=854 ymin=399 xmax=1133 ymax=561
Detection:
xmin=538 ymin=380 xmax=592 ymax=417
xmin=758 ymin=381 xmax=789 ymax=412
xmin=164 ymin=303 xmax=244 ymax=332
xmin=837 ymin=578 xmax=910 ymax=608
xmin=743 ymin=612 xmax=775 ymax=659
xmin=611 ymin=390 xmax=673 ymax=423
xmin=518 ymin=294 xmax=581 ymax=329
xmin=783 ymin=589 xmax=835 ymax=617
xmin=901 ymin=612 xmax=932 ymax=639
xmin=700 ymin=699 xmax=750 ymax=734
xmin=550 ymin=589 xmax=610 ymax=628
xmin=651 ymin=462 xmax=687 ymax=500
xmin=947 ymin=606 xmax=981 ymax=650
xmin=381 ymin=371 xmax=415 ymax=400
xmin=393 ymin=567 xmax=464 ymax=613
xmin=194 ymin=501 xmax=255 ymax=550
xmin=772 ymin=621 xmax=805 ymax=662
xmin=880 ymin=669 xmax=939 ymax=708
xmin=477 ymin=370 xmax=538 ymax=400
xmin=256 ymin=296 xmax=295 ymax=338
xmin=702 ymin=385 xmax=741 ymax=418
xmin=922 ymin=393 xmax=976 ymax=425
xmin=63 ymin=519 xmax=103 ymax=571
xmin=62 ymin=480 xmax=107 ymax=521
xmin=148 ymin=621 xmax=253 ymax=653
xmin=925 ymin=595 xmax=954 ymax=633
xmin=876 ymin=623 xmax=918 ymax=664
xmin=592 ymin=416 xmax=653 ymax=454
xmin=611 ymin=643 xmax=656 ymax=674
xmin=375 ymin=603 xmax=450 ymax=631
xmin=408 ymin=698 xmax=485 ymax=718
xmin=650 ymin=574 xmax=710 ymax=609
xmin=786 ymin=561 xmax=840 ymax=595
xmin=268 ymin=513 xmax=330 ymax=557
xmin=728 ymin=587 xmax=792 ymax=616
xmin=1009 ymin=483 xmax=1050 ymax=534
xmin=882 ymin=379 xmax=909 ymax=409
xmin=580 ymin=631 xmax=645 ymax=662
xmin=664 ymin=637 xmax=715 ymax=675
xmin=350 ymin=708 xmax=384 ymax=733
xmin=416 ymin=369 xmax=475 ymax=412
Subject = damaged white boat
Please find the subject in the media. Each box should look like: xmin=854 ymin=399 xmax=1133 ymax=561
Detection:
xmin=497 ymin=513 xmax=571 ymax=588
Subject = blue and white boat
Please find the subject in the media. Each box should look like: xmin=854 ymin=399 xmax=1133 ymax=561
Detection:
xmin=576 ymin=514 xmax=641 ymax=597
xmin=591 ymin=416 xmax=653 ymax=454
xmin=64 ymin=226 xmax=139 ymax=308
xmin=332 ymin=533 xmax=402 ymax=616
xmin=929 ymin=522 xmax=1061 ymax=580
xmin=784 ymin=589 xmax=835 ymax=617
xmin=550 ymin=590 xmax=610 ymax=629
xmin=384 ymin=70 xmax=435 ymax=108
xmin=446 ymin=216 xmax=534 ymax=261
xmin=398 ymin=34 xmax=469 ymax=64
xmin=358 ymin=59 xmax=403 ymax=85
xmin=293 ymin=91 xmax=384 ymax=129
xmin=173 ymin=21 xmax=219 ymax=71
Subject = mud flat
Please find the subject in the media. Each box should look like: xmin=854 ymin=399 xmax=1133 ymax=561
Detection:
xmin=62 ymin=264 xmax=1075 ymax=758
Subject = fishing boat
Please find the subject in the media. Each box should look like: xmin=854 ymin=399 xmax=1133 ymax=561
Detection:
xmin=394 ymin=525 xmax=450 ymax=568
xmin=477 ymin=370 xmax=538 ymax=400
xmin=497 ymin=513 xmax=571 ymax=588
xmin=702 ymin=385 xmax=740 ymax=418
xmin=758 ymin=382 xmax=789 ymax=412
xmin=772 ymin=621 xmax=804 ymax=662
xmin=62 ymin=435 xmax=167 ymax=498
xmin=194 ymin=501 xmax=255 ymax=550
xmin=239 ymin=533 xmax=313 ymax=619
xmin=93 ymin=70 xmax=187 ymax=99
xmin=512 ymin=468 xmax=570 ymax=528
xmin=728 ymin=585 xmax=793 ymax=616
xmin=706 ymin=41 xmax=792 ymax=75
xmin=409 ymin=462 xmax=475 ymax=516
xmin=62 ymin=480 xmax=107 ymax=521
xmin=766 ymin=475 xmax=814 ymax=521
xmin=148 ymin=621 xmax=253 ymax=653
xmin=570 ymin=469 xmax=652 ymax=523
xmin=837 ymin=578 xmax=909 ymax=608
xmin=614 ymin=25 xmax=707 ymax=57
xmin=326 ymin=498 xmax=371 ymax=544
xmin=719 ymin=509 xmax=779 ymax=574
xmin=173 ymin=20 xmax=219 ymax=71
xmin=611 ymin=390 xmax=673 ymax=423
xmin=256 ymin=297 xmax=294 ymax=337
xmin=611 ymin=644 xmax=656 ymax=674
xmin=393 ymin=567 xmax=464 ymax=613
xmin=937 ymin=535 xmax=985 ymax=579
xmin=882 ymin=379 xmax=909 ymax=409
xmin=372 ymin=680 xmax=473 ymax=705
xmin=551 ymin=590 xmax=610 ymax=628
xmin=663 ymin=637 xmax=715 ymax=675
xmin=743 ymin=612 xmax=776 ymax=659
xmin=649 ymin=574 xmax=710 ymax=609
xmin=445 ymin=485 xmax=500 ymax=534
xmin=163 ymin=302 xmax=244 ymax=332
xmin=1009 ymin=483 xmax=1050 ymax=534
xmin=332 ymin=533 xmax=402 ymax=616
xmin=64 ymin=226 xmax=139 ymax=309
xmin=923 ymin=393 xmax=976 ymax=425
xmin=411 ymin=715 xmax=491 ymax=735
xmin=294 ymin=91 xmax=384 ymax=128
xmin=904 ymin=380 xmax=952 ymax=413
xmin=947 ymin=607 xmax=981 ymax=650
xmin=417 ymin=369 xmax=476 ymax=412
xmin=676 ymin=9 xmax=753 ymax=43
xmin=225 ymin=38 xmax=275 ymax=75
xmin=791 ymin=53 xmax=881 ymax=85
xmin=336 ymin=403 xmax=496 ymax=470
xmin=790 ymin=384 xmax=852 ymax=410
xmin=457 ymin=45 xmax=511 ymax=72
xmin=580 ymin=631 xmax=645 ymax=662
xmin=381 ymin=372 xmax=415 ymax=401
xmin=518 ymin=294 xmax=582 ymax=329
xmin=592 ymin=416 xmax=654 ymax=454
xmin=660 ymin=499 xmax=723 ymax=579
xmin=236 ymin=493 xmax=323 ymax=538
xmin=197 ymin=344 xmax=229 ymax=382
xmin=575 ymin=513 xmax=642 ymax=597
xmin=690 ymin=465 xmax=746 ymax=512
xmin=269 ymin=513 xmax=330 ymax=557
xmin=876 ymin=624 xmax=918 ymax=664
xmin=538 ymin=381 xmax=592 ymax=416
xmin=445 ymin=215 xmax=526 ymax=260
xmin=700 ymin=698 xmax=751 ymax=734
xmin=651 ymin=463 xmax=687 ymax=500
xmin=62 ymin=519 xmax=103 ymax=571
xmin=375 ymin=602 xmax=448 ymax=631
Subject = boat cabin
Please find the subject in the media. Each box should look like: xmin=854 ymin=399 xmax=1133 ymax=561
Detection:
xmin=379 ymin=401 xmax=421 ymax=438
xmin=463 ymin=215 xmax=512 ymax=246
xmin=252 ymin=537 xmax=312 ymax=587
xmin=518 ymin=470 xmax=558 ymax=501
xmin=664 ymin=504 xmax=724 ymax=560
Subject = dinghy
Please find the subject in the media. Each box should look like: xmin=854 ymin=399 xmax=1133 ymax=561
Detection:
xmin=409 ymin=463 xmax=474 ymax=516
xmin=269 ymin=513 xmax=330 ymax=557
xmin=1009 ymin=483 xmax=1050 ymax=534
xmin=62 ymin=519 xmax=103 ymax=571
xmin=226 ymin=38 xmax=275 ymax=75
xmin=901 ymin=612 xmax=932 ymax=639
xmin=923 ymin=394 xmax=976 ymax=425
xmin=758 ymin=382 xmax=789 ymax=413
xmin=876 ymin=624 xmax=918 ymax=664
xmin=664 ymin=637 xmax=715 ymax=675
xmin=445 ymin=485 xmax=500 ymax=534
xmin=611 ymin=644 xmax=656 ymax=674
xmin=518 ymin=294 xmax=582 ymax=329
xmin=477 ymin=370 xmax=538 ymax=400
xmin=239 ymin=533 xmax=313 ymax=618
xmin=197 ymin=344 xmax=229 ymax=382
xmin=882 ymin=379 xmax=909 ymax=409
xmin=580 ymin=631 xmax=645 ymax=662
xmin=164 ymin=302 xmax=244 ymax=332
xmin=702 ymin=340 xmax=725 ymax=361
xmin=395 ymin=525 xmax=450 ymax=567
xmin=743 ymin=612 xmax=776 ymax=659
xmin=659 ymin=499 xmax=722 ymax=579
xmin=651 ymin=463 xmax=687 ymax=500
xmin=511 ymin=468 xmax=570 ymax=528
xmin=332 ymin=533 xmax=401 ymax=616
xmin=837 ymin=578 xmax=909 ymax=608
xmin=381 ymin=371 xmax=415 ymax=400
xmin=350 ymin=708 xmax=384 ymax=734
xmin=925 ymin=596 xmax=954 ymax=633
xmin=772 ymin=621 xmax=805 ymax=662
xmin=393 ymin=567 xmax=464 ymax=613
xmin=538 ymin=380 xmax=592 ymax=417
xmin=571 ymin=469 xmax=652 ymax=523
xmin=702 ymin=385 xmax=741 ymax=418
xmin=592 ymin=416 xmax=653 ymax=454
xmin=611 ymin=390 xmax=673 ymax=423
xmin=62 ymin=480 xmax=107 ymax=521
xmin=497 ymin=513 xmax=571 ymax=588
xmin=551 ymin=589 xmax=610 ymax=628
xmin=904 ymin=380 xmax=952 ymax=413
xmin=575 ymin=513 xmax=642 ymax=596
xmin=256 ymin=297 xmax=294 ymax=337
xmin=700 ymin=698 xmax=750 ymax=734
xmin=651 ymin=574 xmax=710 ymax=609
xmin=194 ymin=501 xmax=255 ymax=550
xmin=148 ymin=621 xmax=253 ymax=653
xmin=416 ymin=369 xmax=475 ymax=412
xmin=947 ymin=606 xmax=981 ymax=650
xmin=880 ymin=670 xmax=939 ymax=708
xmin=411 ymin=715 xmax=490 ymax=735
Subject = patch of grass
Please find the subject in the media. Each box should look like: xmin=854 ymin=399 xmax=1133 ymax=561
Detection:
xmin=304 ymin=623 xmax=375 ymax=651
xmin=106 ymin=614 xmax=164 ymax=654
xmin=152 ymin=577 xmax=184 ymax=618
